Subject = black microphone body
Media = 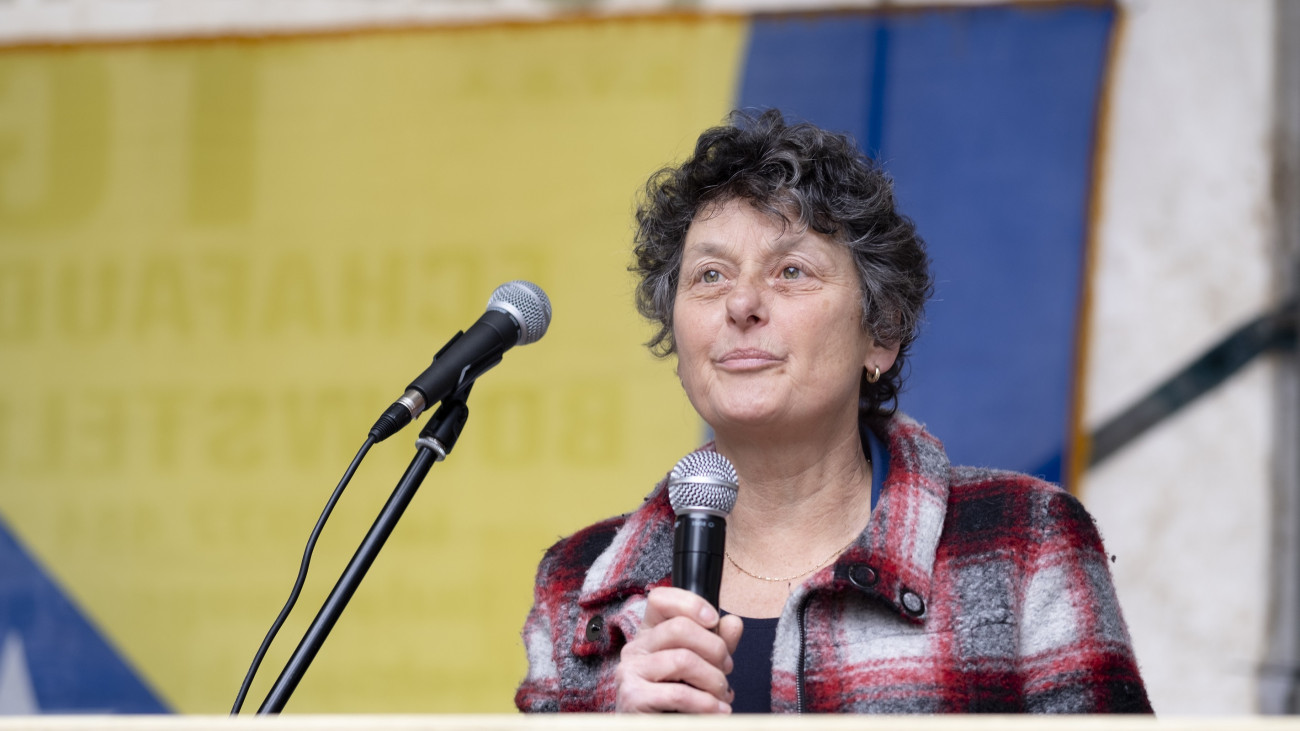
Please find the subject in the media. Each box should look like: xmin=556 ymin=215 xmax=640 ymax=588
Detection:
xmin=406 ymin=308 xmax=518 ymax=407
xmin=369 ymin=280 xmax=551 ymax=443
xmin=672 ymin=513 xmax=727 ymax=607
xmin=667 ymin=451 xmax=739 ymax=610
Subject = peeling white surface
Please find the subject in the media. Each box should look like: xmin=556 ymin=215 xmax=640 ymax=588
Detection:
xmin=1086 ymin=0 xmax=1277 ymax=423
xmin=0 ymin=0 xmax=1062 ymax=45
xmin=1087 ymin=359 xmax=1275 ymax=714
xmin=1081 ymin=0 xmax=1278 ymax=714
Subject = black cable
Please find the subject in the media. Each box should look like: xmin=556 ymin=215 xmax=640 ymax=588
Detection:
xmin=230 ymin=435 xmax=376 ymax=715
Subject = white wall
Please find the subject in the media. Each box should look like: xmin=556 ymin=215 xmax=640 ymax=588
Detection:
xmin=1083 ymin=0 xmax=1281 ymax=714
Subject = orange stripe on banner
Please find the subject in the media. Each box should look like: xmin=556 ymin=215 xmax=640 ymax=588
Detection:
xmin=1067 ymin=1 xmax=1127 ymax=498
xmin=0 ymin=10 xmax=751 ymax=52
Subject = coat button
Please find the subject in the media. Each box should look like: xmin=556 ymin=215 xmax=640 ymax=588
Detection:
xmin=848 ymin=564 xmax=878 ymax=589
xmin=900 ymin=590 xmax=925 ymax=617
xmin=585 ymin=615 xmax=604 ymax=642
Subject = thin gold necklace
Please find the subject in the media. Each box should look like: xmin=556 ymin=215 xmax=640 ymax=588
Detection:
xmin=725 ymin=535 xmax=859 ymax=583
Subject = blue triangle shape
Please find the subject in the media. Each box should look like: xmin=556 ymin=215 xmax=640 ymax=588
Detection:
xmin=0 ymin=513 xmax=169 ymax=713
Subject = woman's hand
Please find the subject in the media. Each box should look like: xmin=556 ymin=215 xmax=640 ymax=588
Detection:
xmin=614 ymin=586 xmax=744 ymax=713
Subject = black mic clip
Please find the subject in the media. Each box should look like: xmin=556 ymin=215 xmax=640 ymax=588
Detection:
xmin=414 ymin=383 xmax=473 ymax=461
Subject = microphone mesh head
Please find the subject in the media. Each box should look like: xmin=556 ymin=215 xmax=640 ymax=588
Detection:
xmin=487 ymin=280 xmax=552 ymax=345
xmin=667 ymin=451 xmax=739 ymax=518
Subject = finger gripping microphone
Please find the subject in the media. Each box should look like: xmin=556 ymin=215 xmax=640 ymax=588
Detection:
xmin=369 ymin=280 xmax=552 ymax=443
xmin=668 ymin=451 xmax=739 ymax=609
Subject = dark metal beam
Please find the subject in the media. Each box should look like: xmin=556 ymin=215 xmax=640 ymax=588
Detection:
xmin=1087 ymin=300 xmax=1297 ymax=468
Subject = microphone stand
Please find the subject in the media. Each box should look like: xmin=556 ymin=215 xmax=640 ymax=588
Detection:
xmin=256 ymin=386 xmax=474 ymax=714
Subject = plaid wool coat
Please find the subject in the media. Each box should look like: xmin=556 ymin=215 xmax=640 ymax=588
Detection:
xmin=515 ymin=413 xmax=1152 ymax=713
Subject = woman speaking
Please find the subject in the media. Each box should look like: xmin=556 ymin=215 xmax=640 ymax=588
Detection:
xmin=515 ymin=109 xmax=1151 ymax=714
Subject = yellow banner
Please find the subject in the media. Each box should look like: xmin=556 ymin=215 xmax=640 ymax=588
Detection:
xmin=0 ymin=16 xmax=744 ymax=712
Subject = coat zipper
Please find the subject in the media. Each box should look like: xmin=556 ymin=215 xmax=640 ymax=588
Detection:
xmin=796 ymin=596 xmax=809 ymax=713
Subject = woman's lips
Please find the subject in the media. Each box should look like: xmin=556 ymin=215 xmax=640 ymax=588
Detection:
xmin=716 ymin=348 xmax=783 ymax=371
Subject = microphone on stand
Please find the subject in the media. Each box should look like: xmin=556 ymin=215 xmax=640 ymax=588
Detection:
xmin=250 ymin=284 xmax=553 ymax=714
xmin=369 ymin=280 xmax=552 ymax=443
xmin=667 ymin=451 xmax=739 ymax=609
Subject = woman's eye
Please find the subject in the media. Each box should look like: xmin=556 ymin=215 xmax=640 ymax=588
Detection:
xmin=701 ymin=269 xmax=721 ymax=284
xmin=780 ymin=266 xmax=802 ymax=280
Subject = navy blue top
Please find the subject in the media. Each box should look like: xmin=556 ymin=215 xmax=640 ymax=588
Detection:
xmin=725 ymin=426 xmax=889 ymax=712
xmin=865 ymin=421 xmax=890 ymax=510
xmin=724 ymin=615 xmax=779 ymax=713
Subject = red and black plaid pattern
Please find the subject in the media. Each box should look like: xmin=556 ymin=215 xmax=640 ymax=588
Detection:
xmin=515 ymin=413 xmax=1152 ymax=714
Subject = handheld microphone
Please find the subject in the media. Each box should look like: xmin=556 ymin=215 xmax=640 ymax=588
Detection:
xmin=369 ymin=280 xmax=552 ymax=443
xmin=667 ymin=451 xmax=739 ymax=609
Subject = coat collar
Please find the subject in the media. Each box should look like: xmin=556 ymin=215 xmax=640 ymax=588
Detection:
xmin=576 ymin=413 xmax=952 ymax=621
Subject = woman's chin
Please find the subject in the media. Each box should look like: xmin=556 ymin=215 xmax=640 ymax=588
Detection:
xmin=706 ymin=404 xmax=793 ymax=437
xmin=703 ymin=396 xmax=855 ymax=444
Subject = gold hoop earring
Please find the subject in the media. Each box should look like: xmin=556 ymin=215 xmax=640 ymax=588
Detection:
xmin=867 ymin=366 xmax=881 ymax=384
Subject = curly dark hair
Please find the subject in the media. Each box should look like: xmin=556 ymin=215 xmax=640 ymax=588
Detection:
xmin=631 ymin=108 xmax=933 ymax=416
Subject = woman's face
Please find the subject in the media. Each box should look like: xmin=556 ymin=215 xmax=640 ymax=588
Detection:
xmin=672 ymin=198 xmax=899 ymax=438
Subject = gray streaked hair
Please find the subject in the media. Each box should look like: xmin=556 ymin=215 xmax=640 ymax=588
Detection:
xmin=631 ymin=108 xmax=933 ymax=416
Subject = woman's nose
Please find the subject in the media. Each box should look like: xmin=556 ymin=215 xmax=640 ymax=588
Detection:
xmin=725 ymin=273 xmax=767 ymax=327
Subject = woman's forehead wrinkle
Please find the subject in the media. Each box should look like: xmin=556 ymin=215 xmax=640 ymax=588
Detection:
xmin=685 ymin=220 xmax=815 ymax=261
